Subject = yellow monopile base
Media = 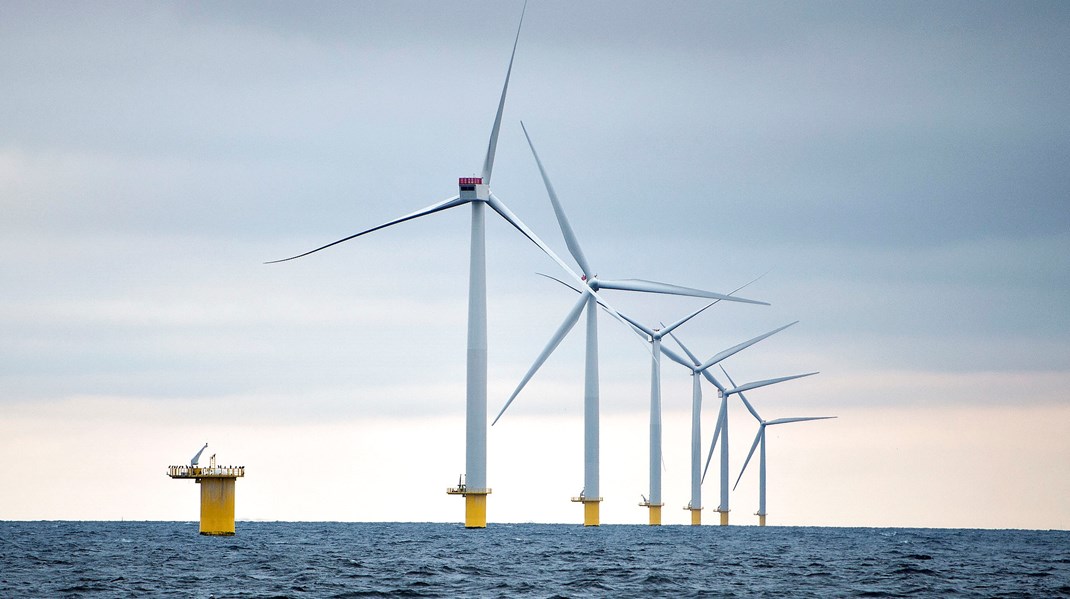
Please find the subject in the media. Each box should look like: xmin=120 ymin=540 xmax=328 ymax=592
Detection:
xmin=571 ymin=496 xmax=602 ymax=526
xmin=198 ymin=477 xmax=236 ymax=536
xmin=648 ymin=505 xmax=662 ymax=526
xmin=584 ymin=501 xmax=600 ymax=527
xmin=759 ymin=514 xmax=767 ymax=527
xmin=465 ymin=494 xmax=487 ymax=528
xmin=689 ymin=508 xmax=702 ymax=526
xmin=719 ymin=510 xmax=729 ymax=526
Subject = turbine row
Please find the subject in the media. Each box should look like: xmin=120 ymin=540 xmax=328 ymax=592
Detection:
xmin=268 ymin=3 xmax=833 ymax=527
xmin=495 ymin=126 xmax=833 ymax=526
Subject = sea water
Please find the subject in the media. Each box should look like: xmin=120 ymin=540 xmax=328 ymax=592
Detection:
xmin=2 ymin=522 xmax=1068 ymax=597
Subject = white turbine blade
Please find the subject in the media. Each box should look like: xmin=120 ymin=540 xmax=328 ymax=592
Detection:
xmin=698 ymin=368 xmax=727 ymax=394
xmin=719 ymin=364 xmax=740 ymax=389
xmin=657 ymin=270 xmax=771 ymax=358
xmin=537 ymin=272 xmax=656 ymax=341
xmin=481 ymin=2 xmax=526 ymax=184
xmin=730 ymin=267 xmax=773 ymax=296
xmin=767 ymin=416 xmax=837 ymax=426
xmin=726 ymin=372 xmax=820 ymax=396
xmin=733 ymin=427 xmax=764 ymax=491
xmin=718 ymin=366 xmax=761 ymax=425
xmin=486 ymin=194 xmax=582 ymax=283
xmin=660 ymin=344 xmax=695 ymax=371
xmin=265 ymin=195 xmax=466 ymax=263
xmin=520 ymin=121 xmax=592 ymax=277
xmin=594 ymin=278 xmax=769 ymax=305
xmin=615 ymin=309 xmax=655 ymax=338
xmin=492 ymin=289 xmax=590 ymax=425
xmin=737 ymin=392 xmax=763 ymax=423
xmin=723 ymin=365 xmax=766 ymax=421
xmin=659 ymin=301 xmax=717 ymax=337
xmin=666 ymin=330 xmax=702 ymax=367
xmin=486 ymin=194 xmax=650 ymax=354
xmin=536 ymin=272 xmax=584 ymax=295
xmin=698 ymin=321 xmax=799 ymax=372
xmin=701 ymin=403 xmax=727 ymax=484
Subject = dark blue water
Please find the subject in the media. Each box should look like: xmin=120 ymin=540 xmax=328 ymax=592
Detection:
xmin=2 ymin=522 xmax=1068 ymax=597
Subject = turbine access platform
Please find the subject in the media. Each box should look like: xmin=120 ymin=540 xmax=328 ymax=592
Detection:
xmin=447 ymin=472 xmax=491 ymax=528
xmin=167 ymin=443 xmax=245 ymax=535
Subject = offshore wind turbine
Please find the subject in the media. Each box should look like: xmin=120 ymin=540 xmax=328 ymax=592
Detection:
xmin=658 ymin=322 xmax=798 ymax=525
xmin=728 ymin=367 xmax=835 ymax=526
xmin=491 ymin=124 xmax=768 ymax=526
xmin=266 ymin=5 xmax=603 ymax=528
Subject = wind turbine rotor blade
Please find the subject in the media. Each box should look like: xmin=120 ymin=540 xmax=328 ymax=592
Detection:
xmin=659 ymin=344 xmax=696 ymax=371
xmin=737 ymin=391 xmax=763 ymax=423
xmin=728 ymin=267 xmax=773 ymax=297
xmin=698 ymin=368 xmax=726 ymax=394
xmin=666 ymin=330 xmax=702 ymax=367
xmin=520 ymin=121 xmax=592 ymax=277
xmin=486 ymin=194 xmax=580 ymax=282
xmin=588 ymin=299 xmax=658 ymax=348
xmin=719 ymin=365 xmax=740 ymax=389
xmin=492 ymin=289 xmax=590 ymax=425
xmin=486 ymin=194 xmax=650 ymax=354
xmin=727 ymin=372 xmax=820 ymax=396
xmin=733 ymin=427 xmax=764 ymax=491
xmin=594 ymin=278 xmax=768 ymax=305
xmin=536 ymin=272 xmax=584 ymax=295
xmin=265 ymin=195 xmax=466 ymax=263
xmin=698 ymin=321 xmax=799 ymax=372
xmin=614 ymin=309 xmax=655 ymax=338
xmin=701 ymin=403 xmax=727 ymax=484
xmin=538 ymin=271 xmax=653 ymax=344
xmin=659 ymin=301 xmax=717 ymax=337
xmin=767 ymin=416 xmax=837 ymax=426
xmin=481 ymin=2 xmax=526 ymax=184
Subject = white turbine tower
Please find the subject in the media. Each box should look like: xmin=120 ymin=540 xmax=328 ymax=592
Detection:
xmin=727 ymin=367 xmax=835 ymax=526
xmin=491 ymin=124 xmax=768 ymax=526
xmin=267 ymin=5 xmax=612 ymax=528
xmin=658 ymin=322 xmax=799 ymax=525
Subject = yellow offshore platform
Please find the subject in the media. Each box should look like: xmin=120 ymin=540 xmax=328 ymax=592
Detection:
xmin=167 ymin=444 xmax=245 ymax=535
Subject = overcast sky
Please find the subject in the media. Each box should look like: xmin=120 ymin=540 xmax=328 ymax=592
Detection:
xmin=2 ymin=1 xmax=1068 ymax=528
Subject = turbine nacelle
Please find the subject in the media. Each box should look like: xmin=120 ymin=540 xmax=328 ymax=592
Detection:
xmin=459 ymin=177 xmax=490 ymax=201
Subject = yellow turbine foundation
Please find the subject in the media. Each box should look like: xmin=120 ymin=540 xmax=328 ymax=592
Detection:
xmin=167 ymin=463 xmax=245 ymax=536
xmin=648 ymin=505 xmax=662 ymax=525
xmin=199 ymin=478 xmax=236 ymax=535
xmin=584 ymin=501 xmax=599 ymax=526
xmin=639 ymin=500 xmax=664 ymax=525
xmin=688 ymin=508 xmax=702 ymax=526
xmin=465 ymin=494 xmax=487 ymax=528
xmin=447 ymin=486 xmax=491 ymax=528
xmin=718 ymin=510 xmax=730 ymax=526
xmin=571 ymin=496 xmax=602 ymax=526
xmin=759 ymin=514 xmax=767 ymax=527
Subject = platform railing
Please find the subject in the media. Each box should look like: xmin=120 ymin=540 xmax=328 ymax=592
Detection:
xmin=167 ymin=465 xmax=245 ymax=478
